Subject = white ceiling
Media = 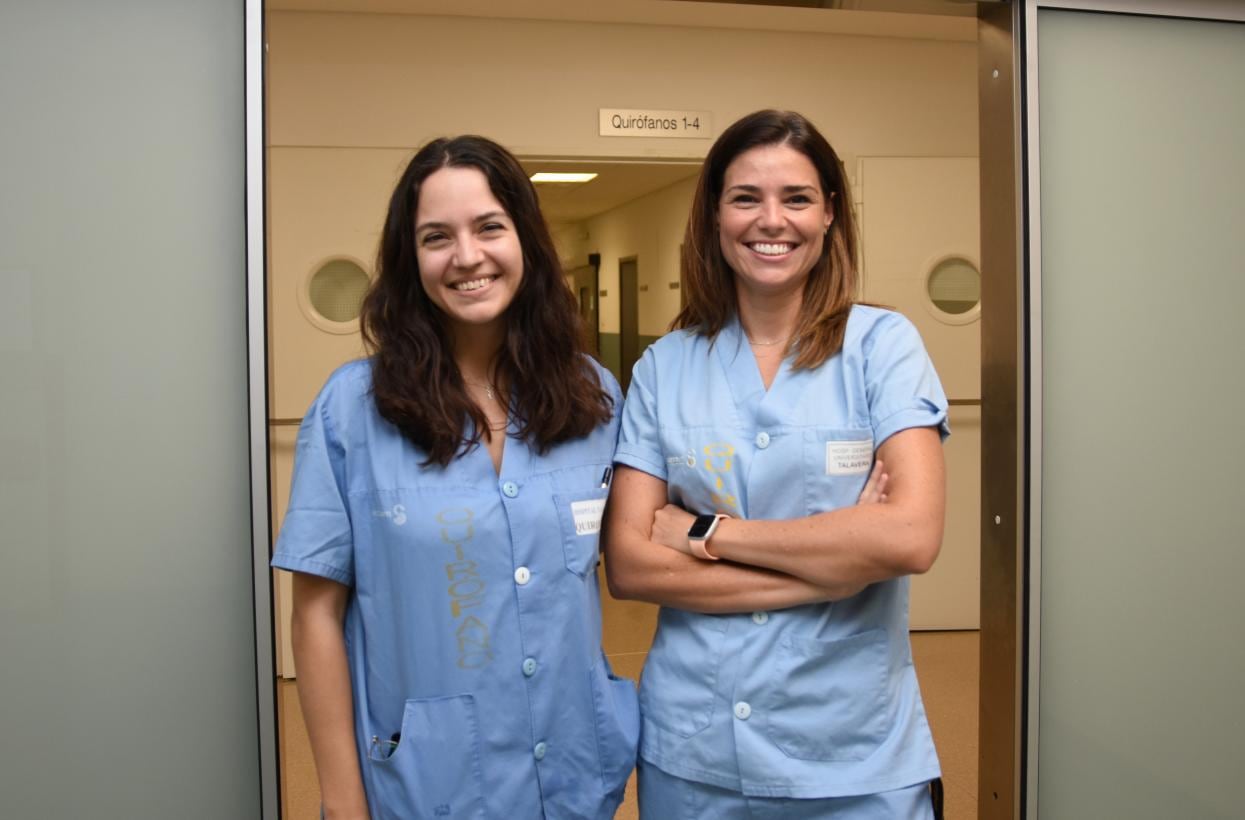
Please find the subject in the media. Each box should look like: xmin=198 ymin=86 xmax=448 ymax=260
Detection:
xmin=520 ymin=160 xmax=700 ymax=223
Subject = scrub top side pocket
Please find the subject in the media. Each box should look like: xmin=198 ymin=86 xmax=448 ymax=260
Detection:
xmin=803 ymin=427 xmax=875 ymax=515
xmin=589 ymin=660 xmax=640 ymax=798
xmin=554 ymin=486 xmax=609 ymax=577
xmin=761 ymin=629 xmax=892 ymax=762
xmin=366 ymin=695 xmax=486 ymax=820
xmin=640 ymin=610 xmax=729 ymax=738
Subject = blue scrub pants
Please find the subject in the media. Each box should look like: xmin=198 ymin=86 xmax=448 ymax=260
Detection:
xmin=638 ymin=760 xmax=937 ymax=820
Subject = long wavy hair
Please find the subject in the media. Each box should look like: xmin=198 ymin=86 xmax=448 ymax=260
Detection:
xmin=674 ymin=110 xmax=860 ymax=369
xmin=360 ymin=136 xmax=612 ymax=466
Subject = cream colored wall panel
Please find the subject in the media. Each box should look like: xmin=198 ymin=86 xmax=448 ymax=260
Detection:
xmin=865 ymin=277 xmax=978 ymax=403
xmin=859 ymin=157 xmax=980 ymax=401
xmin=910 ymin=405 xmax=980 ymax=629
xmin=268 ymin=12 xmax=978 ymax=168
xmin=859 ymin=157 xmax=980 ymax=630
xmin=270 ymin=426 xmax=298 ymax=678
xmin=269 ymin=148 xmax=410 ymax=418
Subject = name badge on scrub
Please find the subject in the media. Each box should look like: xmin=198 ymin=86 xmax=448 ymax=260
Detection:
xmin=571 ymin=498 xmax=606 ymax=535
xmin=825 ymin=439 xmax=873 ymax=475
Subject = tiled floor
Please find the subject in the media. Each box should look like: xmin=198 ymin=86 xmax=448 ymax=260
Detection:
xmin=279 ymin=591 xmax=979 ymax=819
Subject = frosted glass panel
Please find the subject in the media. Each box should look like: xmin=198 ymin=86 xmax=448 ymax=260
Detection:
xmin=1037 ymin=10 xmax=1245 ymax=820
xmin=0 ymin=2 xmax=259 ymax=816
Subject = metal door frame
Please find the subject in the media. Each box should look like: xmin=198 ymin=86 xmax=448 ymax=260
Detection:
xmin=976 ymin=4 xmax=1026 ymax=818
xmin=245 ymin=2 xmax=1020 ymax=817
xmin=245 ymin=0 xmax=279 ymax=817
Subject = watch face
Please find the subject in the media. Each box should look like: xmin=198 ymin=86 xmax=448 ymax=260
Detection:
xmin=688 ymin=514 xmax=717 ymax=539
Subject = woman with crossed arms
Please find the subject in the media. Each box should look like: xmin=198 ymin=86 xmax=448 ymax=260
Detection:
xmin=605 ymin=110 xmax=948 ymax=819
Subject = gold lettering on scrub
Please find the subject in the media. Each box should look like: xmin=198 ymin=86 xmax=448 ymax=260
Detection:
xmin=702 ymin=442 xmax=741 ymax=516
xmin=437 ymin=507 xmax=493 ymax=668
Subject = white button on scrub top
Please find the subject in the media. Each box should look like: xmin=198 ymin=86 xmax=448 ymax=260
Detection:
xmin=733 ymin=701 xmax=752 ymax=720
xmin=502 ymin=481 xmax=519 ymax=498
xmin=514 ymin=566 xmax=531 ymax=585
xmin=751 ymin=611 xmax=769 ymax=625
xmin=755 ymin=431 xmax=771 ymax=449
xmin=533 ymin=741 xmax=548 ymax=760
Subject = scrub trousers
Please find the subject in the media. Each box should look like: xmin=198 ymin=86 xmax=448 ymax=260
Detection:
xmin=638 ymin=760 xmax=942 ymax=820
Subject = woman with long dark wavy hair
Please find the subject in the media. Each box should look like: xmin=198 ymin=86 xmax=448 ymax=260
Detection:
xmin=273 ymin=136 xmax=639 ymax=820
xmin=604 ymin=110 xmax=948 ymax=818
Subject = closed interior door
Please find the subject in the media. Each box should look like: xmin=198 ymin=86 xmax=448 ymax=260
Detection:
xmin=619 ymin=257 xmax=639 ymax=391
xmin=859 ymin=156 xmax=981 ymax=630
xmin=267 ymin=149 xmax=392 ymax=676
xmin=1033 ymin=9 xmax=1245 ymax=818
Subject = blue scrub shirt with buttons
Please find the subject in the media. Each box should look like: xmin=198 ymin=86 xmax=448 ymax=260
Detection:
xmin=615 ymin=306 xmax=948 ymax=799
xmin=273 ymin=359 xmax=639 ymax=820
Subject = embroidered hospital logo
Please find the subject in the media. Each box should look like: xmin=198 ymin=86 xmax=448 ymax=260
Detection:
xmin=372 ymin=504 xmax=407 ymax=526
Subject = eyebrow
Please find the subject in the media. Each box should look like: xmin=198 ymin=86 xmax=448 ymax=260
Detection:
xmin=724 ymin=184 xmax=820 ymax=195
xmin=415 ymin=210 xmax=511 ymax=234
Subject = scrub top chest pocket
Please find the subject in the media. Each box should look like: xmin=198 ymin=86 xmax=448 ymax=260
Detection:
xmin=803 ymin=427 xmax=875 ymax=515
xmin=553 ymin=471 xmax=610 ymax=577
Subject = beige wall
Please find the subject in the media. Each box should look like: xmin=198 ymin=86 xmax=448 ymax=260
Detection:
xmin=584 ymin=176 xmax=697 ymax=337
xmin=268 ymin=11 xmax=978 ymax=164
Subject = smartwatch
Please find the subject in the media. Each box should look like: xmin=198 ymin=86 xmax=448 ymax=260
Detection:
xmin=687 ymin=513 xmax=729 ymax=561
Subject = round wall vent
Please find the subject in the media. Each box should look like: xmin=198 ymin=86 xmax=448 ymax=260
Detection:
xmin=923 ymin=254 xmax=981 ymax=325
xmin=299 ymin=257 xmax=370 ymax=334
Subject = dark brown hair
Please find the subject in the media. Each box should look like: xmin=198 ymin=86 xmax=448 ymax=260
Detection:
xmin=674 ymin=109 xmax=859 ymax=369
xmin=361 ymin=136 xmax=612 ymax=465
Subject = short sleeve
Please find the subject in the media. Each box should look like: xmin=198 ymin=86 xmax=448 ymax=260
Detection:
xmin=614 ymin=349 xmax=667 ymax=480
xmin=863 ymin=313 xmax=950 ymax=446
xmin=271 ymin=390 xmax=354 ymax=586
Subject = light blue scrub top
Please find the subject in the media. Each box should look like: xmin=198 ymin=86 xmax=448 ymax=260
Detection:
xmin=272 ymin=359 xmax=639 ymax=820
xmin=615 ymin=306 xmax=948 ymax=799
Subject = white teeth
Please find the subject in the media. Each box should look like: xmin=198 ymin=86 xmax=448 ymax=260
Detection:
xmin=750 ymin=242 xmax=793 ymax=256
xmin=452 ymin=276 xmax=497 ymax=291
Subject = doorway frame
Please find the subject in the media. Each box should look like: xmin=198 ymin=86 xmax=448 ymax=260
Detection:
xmin=245 ymin=0 xmax=280 ymax=817
xmin=976 ymin=4 xmax=1025 ymax=819
xmin=246 ymin=2 xmax=1021 ymax=818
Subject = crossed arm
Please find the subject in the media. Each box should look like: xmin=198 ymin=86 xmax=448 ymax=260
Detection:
xmin=602 ymin=427 xmax=945 ymax=614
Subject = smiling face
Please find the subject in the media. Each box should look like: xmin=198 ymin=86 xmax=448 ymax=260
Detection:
xmin=414 ymin=165 xmax=524 ymax=339
xmin=717 ymin=142 xmax=834 ymax=302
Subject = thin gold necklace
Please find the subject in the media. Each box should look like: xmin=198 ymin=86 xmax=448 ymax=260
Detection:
xmin=746 ymin=334 xmax=789 ymax=347
xmin=464 ymin=378 xmax=498 ymax=401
